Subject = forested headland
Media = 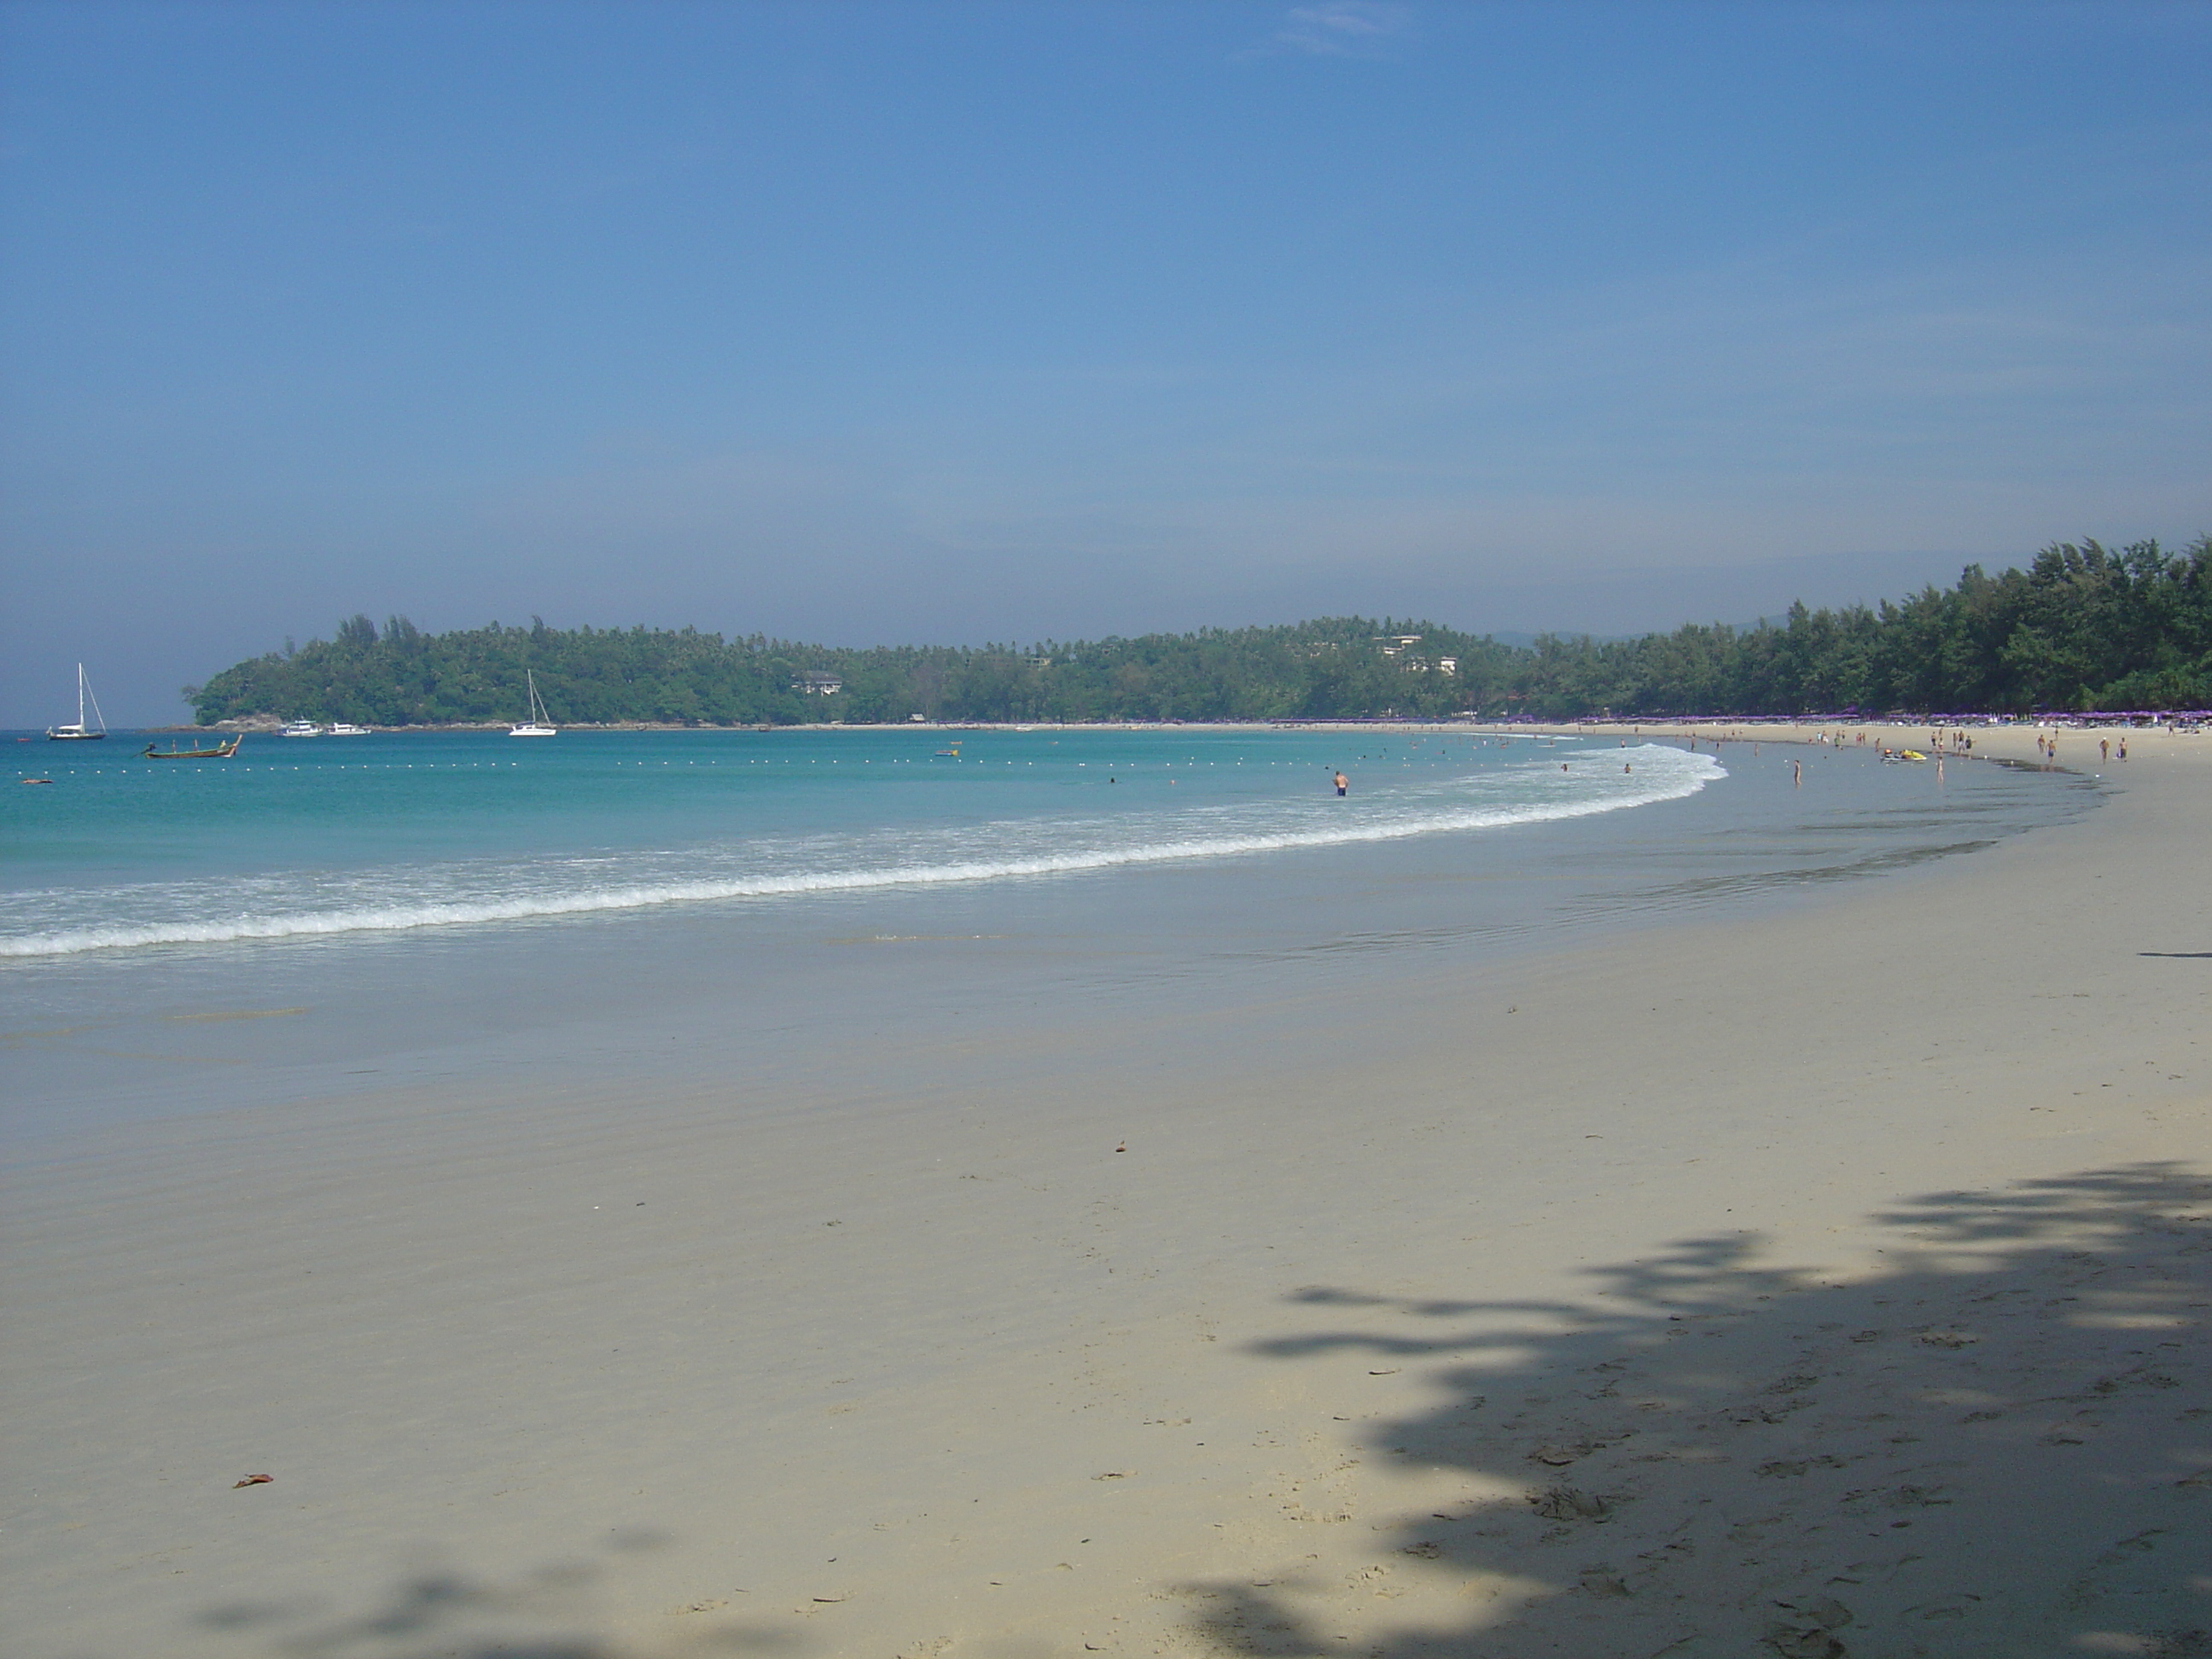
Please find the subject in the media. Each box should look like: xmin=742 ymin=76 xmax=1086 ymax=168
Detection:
xmin=189 ymin=536 xmax=2210 ymax=726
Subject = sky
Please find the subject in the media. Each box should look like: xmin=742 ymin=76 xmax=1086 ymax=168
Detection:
xmin=3 ymin=2 xmax=2208 ymax=724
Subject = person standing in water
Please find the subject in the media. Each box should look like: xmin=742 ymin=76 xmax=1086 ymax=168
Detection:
xmin=1333 ymin=771 xmax=1348 ymax=796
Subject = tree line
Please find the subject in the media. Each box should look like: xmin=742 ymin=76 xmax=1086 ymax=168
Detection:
xmin=188 ymin=536 xmax=2210 ymax=727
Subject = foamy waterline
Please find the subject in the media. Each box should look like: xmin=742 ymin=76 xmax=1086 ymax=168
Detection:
xmin=3 ymin=754 xmax=1720 ymax=958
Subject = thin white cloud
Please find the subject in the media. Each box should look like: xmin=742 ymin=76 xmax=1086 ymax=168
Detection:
xmin=1265 ymin=2 xmax=1412 ymax=59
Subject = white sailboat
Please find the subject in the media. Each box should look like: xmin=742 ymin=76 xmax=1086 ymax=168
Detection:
xmin=47 ymin=664 xmax=108 ymax=741
xmin=509 ymin=670 xmax=557 ymax=737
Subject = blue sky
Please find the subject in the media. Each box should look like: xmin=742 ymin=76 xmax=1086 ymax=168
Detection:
xmin=3 ymin=1 xmax=2207 ymax=722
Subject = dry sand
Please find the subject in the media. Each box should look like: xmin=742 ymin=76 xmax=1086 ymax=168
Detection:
xmin=4 ymin=724 xmax=2208 ymax=1658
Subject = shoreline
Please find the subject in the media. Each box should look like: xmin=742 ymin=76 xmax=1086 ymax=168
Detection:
xmin=3 ymin=729 xmax=2207 ymax=1656
xmin=109 ymin=712 xmax=2212 ymax=736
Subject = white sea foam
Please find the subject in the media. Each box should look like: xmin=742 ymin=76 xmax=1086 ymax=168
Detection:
xmin=1 ymin=748 xmax=1721 ymax=958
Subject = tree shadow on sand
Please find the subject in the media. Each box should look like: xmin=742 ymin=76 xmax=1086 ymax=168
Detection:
xmin=187 ymin=1529 xmax=805 ymax=1659
xmin=1188 ymin=1164 xmax=2212 ymax=1659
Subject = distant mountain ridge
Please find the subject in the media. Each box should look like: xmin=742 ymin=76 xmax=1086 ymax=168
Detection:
xmin=188 ymin=538 xmax=2210 ymax=726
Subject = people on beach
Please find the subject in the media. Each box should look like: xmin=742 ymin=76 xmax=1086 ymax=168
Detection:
xmin=1333 ymin=771 xmax=1348 ymax=796
xmin=1792 ymin=760 xmax=1802 ymax=787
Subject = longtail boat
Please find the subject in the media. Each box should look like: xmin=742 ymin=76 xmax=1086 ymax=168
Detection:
xmin=142 ymin=735 xmax=242 ymax=760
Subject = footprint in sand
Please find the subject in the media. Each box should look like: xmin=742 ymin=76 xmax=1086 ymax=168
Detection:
xmin=1528 ymin=1486 xmax=1612 ymax=1522
xmin=1900 ymin=1592 xmax=1982 ymax=1621
xmin=1764 ymin=1593 xmax=1854 ymax=1658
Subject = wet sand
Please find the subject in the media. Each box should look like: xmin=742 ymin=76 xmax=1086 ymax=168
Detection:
xmin=4 ymin=723 xmax=2208 ymax=1657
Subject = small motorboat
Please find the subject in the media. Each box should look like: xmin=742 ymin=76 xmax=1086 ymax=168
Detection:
xmin=143 ymin=735 xmax=243 ymax=760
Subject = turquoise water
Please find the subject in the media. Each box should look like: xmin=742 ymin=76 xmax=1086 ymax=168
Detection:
xmin=2 ymin=727 xmax=1711 ymax=957
xmin=2 ymin=726 xmax=2095 ymax=1139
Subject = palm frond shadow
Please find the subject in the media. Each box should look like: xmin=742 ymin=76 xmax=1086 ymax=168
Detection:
xmin=1189 ymin=1164 xmax=2212 ymax=1658
xmin=189 ymin=1538 xmax=804 ymax=1659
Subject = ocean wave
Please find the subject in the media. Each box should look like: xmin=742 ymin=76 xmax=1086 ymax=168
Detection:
xmin=2 ymin=749 xmax=1721 ymax=958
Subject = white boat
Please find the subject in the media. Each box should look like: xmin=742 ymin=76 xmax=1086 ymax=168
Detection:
xmin=47 ymin=664 xmax=108 ymax=740
xmin=326 ymin=722 xmax=370 ymax=736
xmin=509 ymin=670 xmax=557 ymax=737
xmin=282 ymin=719 xmax=323 ymax=737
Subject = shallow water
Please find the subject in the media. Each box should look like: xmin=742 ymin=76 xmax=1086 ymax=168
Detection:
xmin=1 ymin=730 xmax=2096 ymax=1142
xmin=3 ymin=727 xmax=1717 ymax=955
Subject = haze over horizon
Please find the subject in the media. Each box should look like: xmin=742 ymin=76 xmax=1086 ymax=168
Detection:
xmin=3 ymin=2 xmax=2207 ymax=725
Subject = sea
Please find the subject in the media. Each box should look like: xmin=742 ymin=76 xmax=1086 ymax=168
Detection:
xmin=2 ymin=725 xmax=2098 ymax=1144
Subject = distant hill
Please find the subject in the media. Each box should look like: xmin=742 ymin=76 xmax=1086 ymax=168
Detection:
xmin=189 ymin=537 xmax=2209 ymax=726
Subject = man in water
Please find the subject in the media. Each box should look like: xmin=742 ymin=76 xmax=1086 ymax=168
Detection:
xmin=1333 ymin=771 xmax=1348 ymax=796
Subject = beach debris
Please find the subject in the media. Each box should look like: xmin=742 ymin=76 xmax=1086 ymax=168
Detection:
xmin=1580 ymin=1571 xmax=1633 ymax=1598
xmin=1368 ymin=1368 xmax=1399 ymax=1376
xmin=1115 ymin=1142 xmax=1126 ymax=1152
xmin=232 ymin=1474 xmax=273 ymax=1488
xmin=1530 ymin=1430 xmax=1631 ymax=1465
xmin=1093 ymin=1470 xmax=1132 ymax=1480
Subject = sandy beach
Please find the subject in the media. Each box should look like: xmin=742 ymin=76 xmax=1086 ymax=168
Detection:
xmin=5 ymin=721 xmax=2208 ymax=1658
